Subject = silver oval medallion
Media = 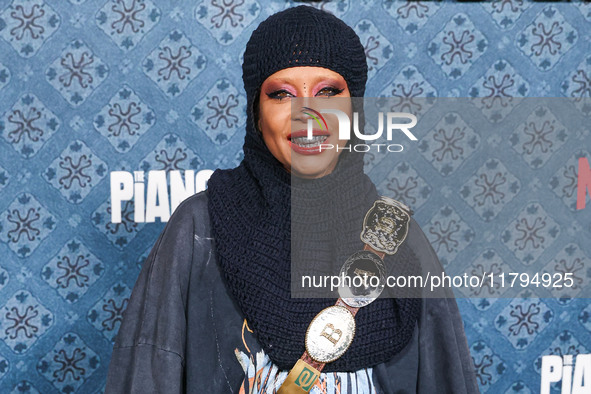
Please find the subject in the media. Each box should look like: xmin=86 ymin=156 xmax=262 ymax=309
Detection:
xmin=338 ymin=250 xmax=386 ymax=307
xmin=305 ymin=306 xmax=356 ymax=363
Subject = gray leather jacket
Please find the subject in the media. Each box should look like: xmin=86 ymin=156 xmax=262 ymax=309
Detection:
xmin=105 ymin=191 xmax=479 ymax=393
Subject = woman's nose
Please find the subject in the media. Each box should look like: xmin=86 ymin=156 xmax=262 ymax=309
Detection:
xmin=291 ymin=95 xmax=312 ymax=122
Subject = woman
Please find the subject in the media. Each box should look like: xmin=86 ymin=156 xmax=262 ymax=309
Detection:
xmin=105 ymin=5 xmax=478 ymax=393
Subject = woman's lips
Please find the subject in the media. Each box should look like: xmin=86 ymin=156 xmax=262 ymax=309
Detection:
xmin=288 ymin=129 xmax=330 ymax=155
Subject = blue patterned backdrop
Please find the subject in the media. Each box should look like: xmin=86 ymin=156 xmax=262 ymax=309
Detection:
xmin=0 ymin=0 xmax=590 ymax=392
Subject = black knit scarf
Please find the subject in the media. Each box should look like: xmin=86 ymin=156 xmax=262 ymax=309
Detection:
xmin=207 ymin=113 xmax=422 ymax=371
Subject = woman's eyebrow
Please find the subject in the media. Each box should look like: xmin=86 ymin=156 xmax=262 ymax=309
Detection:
xmin=269 ymin=75 xmax=343 ymax=85
xmin=271 ymin=77 xmax=294 ymax=84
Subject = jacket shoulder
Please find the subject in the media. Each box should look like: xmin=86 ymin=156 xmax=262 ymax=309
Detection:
xmin=168 ymin=190 xmax=211 ymax=238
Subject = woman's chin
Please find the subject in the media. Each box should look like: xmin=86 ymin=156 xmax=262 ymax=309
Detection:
xmin=289 ymin=154 xmax=340 ymax=179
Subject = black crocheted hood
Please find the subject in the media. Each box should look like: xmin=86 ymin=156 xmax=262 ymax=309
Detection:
xmin=206 ymin=5 xmax=421 ymax=372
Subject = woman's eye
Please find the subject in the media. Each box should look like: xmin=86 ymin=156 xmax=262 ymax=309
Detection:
xmin=267 ymin=90 xmax=293 ymax=100
xmin=316 ymin=87 xmax=345 ymax=97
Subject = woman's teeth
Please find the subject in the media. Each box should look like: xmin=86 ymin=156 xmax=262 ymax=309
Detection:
xmin=291 ymin=135 xmax=328 ymax=147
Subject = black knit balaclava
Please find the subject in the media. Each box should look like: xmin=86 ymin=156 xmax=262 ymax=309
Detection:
xmin=207 ymin=5 xmax=421 ymax=372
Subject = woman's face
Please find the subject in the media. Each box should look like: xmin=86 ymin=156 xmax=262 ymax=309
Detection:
xmin=258 ymin=66 xmax=352 ymax=179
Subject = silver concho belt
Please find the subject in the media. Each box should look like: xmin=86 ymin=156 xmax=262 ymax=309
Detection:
xmin=278 ymin=197 xmax=411 ymax=393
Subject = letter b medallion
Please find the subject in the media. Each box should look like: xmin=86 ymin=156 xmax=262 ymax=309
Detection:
xmin=306 ymin=306 xmax=355 ymax=363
